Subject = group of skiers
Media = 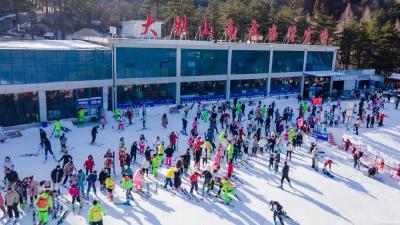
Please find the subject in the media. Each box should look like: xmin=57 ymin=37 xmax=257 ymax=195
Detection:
xmin=1 ymin=89 xmax=399 ymax=225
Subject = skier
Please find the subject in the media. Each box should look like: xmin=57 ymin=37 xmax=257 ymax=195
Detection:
xmin=121 ymin=175 xmax=134 ymax=204
xmin=189 ymin=171 xmax=200 ymax=195
xmin=4 ymin=187 xmax=19 ymax=224
xmin=323 ymin=158 xmax=334 ymax=172
xmin=104 ymin=175 xmax=114 ymax=201
xmin=151 ymin=154 xmax=161 ymax=178
xmin=77 ymin=170 xmax=86 ymax=198
xmin=127 ymin=108 xmax=133 ymax=125
xmin=88 ymin=200 xmax=105 ymax=225
xmin=69 ymin=184 xmax=83 ymax=212
xmin=221 ymin=177 xmax=237 ymax=205
xmin=86 ymin=170 xmax=98 ymax=198
xmin=62 ymin=160 xmax=76 ymax=186
xmin=181 ymin=118 xmax=188 ymax=135
xmin=161 ymin=113 xmax=168 ymax=128
xmin=165 ymin=145 xmax=174 ymax=167
xmin=163 ymin=166 xmax=174 ymax=189
xmin=84 ymin=155 xmax=95 ymax=176
xmin=3 ymin=156 xmax=14 ymax=174
xmin=35 ymin=190 xmax=53 ymax=225
xmin=51 ymin=165 xmax=63 ymax=194
xmin=311 ymin=146 xmax=319 ymax=171
xmin=133 ymin=169 xmax=144 ymax=192
xmin=58 ymin=151 xmax=73 ymax=168
xmin=91 ymin=126 xmax=98 ymax=145
xmin=78 ymin=108 xmax=85 ymax=123
xmin=130 ymin=142 xmax=138 ymax=164
xmin=39 ymin=129 xmax=47 ymax=148
xmin=59 ymin=133 xmax=67 ymax=152
xmin=0 ymin=191 xmax=6 ymax=218
xmin=269 ymin=200 xmax=285 ymax=225
xmin=98 ymin=169 xmax=109 ymax=193
xmin=43 ymin=137 xmax=57 ymax=163
xmin=280 ymin=161 xmax=292 ymax=188
xmin=53 ymin=119 xmax=62 ymax=138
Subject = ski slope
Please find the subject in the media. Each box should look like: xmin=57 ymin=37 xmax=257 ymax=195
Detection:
xmin=1 ymin=97 xmax=400 ymax=225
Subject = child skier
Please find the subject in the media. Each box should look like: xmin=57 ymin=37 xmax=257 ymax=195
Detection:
xmin=69 ymin=184 xmax=83 ymax=212
xmin=121 ymin=175 xmax=134 ymax=204
xmin=104 ymin=175 xmax=114 ymax=201
xmin=35 ymin=190 xmax=53 ymax=225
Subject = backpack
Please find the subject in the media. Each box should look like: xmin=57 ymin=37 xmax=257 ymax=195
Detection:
xmin=37 ymin=196 xmax=48 ymax=208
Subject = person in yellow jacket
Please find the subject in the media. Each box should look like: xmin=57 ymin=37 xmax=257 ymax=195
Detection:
xmin=35 ymin=190 xmax=53 ymax=224
xmin=104 ymin=176 xmax=114 ymax=201
xmin=157 ymin=142 xmax=165 ymax=164
xmin=88 ymin=200 xmax=105 ymax=225
xmin=78 ymin=108 xmax=85 ymax=123
xmin=163 ymin=166 xmax=175 ymax=189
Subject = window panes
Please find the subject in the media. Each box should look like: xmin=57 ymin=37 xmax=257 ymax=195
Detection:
xmin=231 ymin=50 xmax=269 ymax=74
xmin=181 ymin=49 xmax=228 ymax=76
xmin=230 ymin=79 xmax=267 ymax=98
xmin=0 ymin=92 xmax=39 ymax=126
xmin=272 ymin=51 xmax=304 ymax=73
xmin=306 ymin=51 xmax=334 ymax=71
xmin=181 ymin=81 xmax=226 ymax=103
xmin=117 ymin=83 xmax=176 ymax=107
xmin=270 ymin=77 xmax=301 ymax=95
xmin=116 ymin=48 xmax=176 ymax=78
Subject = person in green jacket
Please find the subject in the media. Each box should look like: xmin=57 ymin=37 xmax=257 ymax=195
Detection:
xmin=88 ymin=200 xmax=105 ymax=225
xmin=289 ymin=128 xmax=295 ymax=142
xmin=114 ymin=108 xmax=121 ymax=121
xmin=121 ymin=175 xmax=134 ymax=204
xmin=202 ymin=109 xmax=208 ymax=122
xmin=303 ymin=102 xmax=308 ymax=115
xmin=151 ymin=154 xmax=161 ymax=177
xmin=221 ymin=177 xmax=237 ymax=205
xmin=261 ymin=105 xmax=266 ymax=118
xmin=35 ymin=191 xmax=53 ymax=224
xmin=227 ymin=142 xmax=235 ymax=162
xmin=236 ymin=102 xmax=241 ymax=115
xmin=54 ymin=120 xmax=62 ymax=138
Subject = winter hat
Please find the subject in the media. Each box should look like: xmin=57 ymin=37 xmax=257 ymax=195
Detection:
xmin=93 ymin=200 xmax=98 ymax=205
xmin=78 ymin=169 xmax=83 ymax=173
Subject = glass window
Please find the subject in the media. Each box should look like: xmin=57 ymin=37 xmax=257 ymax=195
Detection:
xmin=116 ymin=48 xmax=176 ymax=78
xmin=270 ymin=77 xmax=301 ymax=95
xmin=306 ymin=51 xmax=334 ymax=71
xmin=230 ymin=79 xmax=267 ymax=98
xmin=231 ymin=50 xmax=269 ymax=74
xmin=46 ymin=88 xmax=104 ymax=120
xmin=181 ymin=49 xmax=228 ymax=76
xmin=304 ymin=76 xmax=331 ymax=99
xmin=117 ymin=83 xmax=176 ymax=107
xmin=181 ymin=81 xmax=226 ymax=103
xmin=272 ymin=51 xmax=304 ymax=73
xmin=0 ymin=92 xmax=39 ymax=126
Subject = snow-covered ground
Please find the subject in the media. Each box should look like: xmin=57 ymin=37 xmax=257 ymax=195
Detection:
xmin=1 ymin=97 xmax=400 ymax=225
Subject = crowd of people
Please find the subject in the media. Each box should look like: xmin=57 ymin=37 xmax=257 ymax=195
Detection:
xmin=1 ymin=90 xmax=400 ymax=225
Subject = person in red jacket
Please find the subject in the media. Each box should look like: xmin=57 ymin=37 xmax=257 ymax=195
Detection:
xmin=189 ymin=172 xmax=200 ymax=195
xmin=227 ymin=160 xmax=234 ymax=178
xmin=396 ymin=164 xmax=400 ymax=178
xmin=69 ymin=184 xmax=82 ymax=211
xmin=378 ymin=112 xmax=385 ymax=127
xmin=84 ymin=155 xmax=95 ymax=176
xmin=344 ymin=139 xmax=352 ymax=151
xmin=169 ymin=132 xmax=178 ymax=152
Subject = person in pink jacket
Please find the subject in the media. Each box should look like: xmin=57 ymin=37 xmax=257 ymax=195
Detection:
xmin=133 ymin=169 xmax=144 ymax=191
xmin=27 ymin=176 xmax=39 ymax=207
xmin=214 ymin=146 xmax=224 ymax=170
xmin=0 ymin=191 xmax=6 ymax=218
xmin=68 ymin=184 xmax=82 ymax=211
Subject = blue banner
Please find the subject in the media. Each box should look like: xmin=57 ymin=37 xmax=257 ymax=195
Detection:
xmin=311 ymin=131 xmax=329 ymax=141
xmin=77 ymin=97 xmax=103 ymax=108
xmin=181 ymin=95 xmax=225 ymax=104
xmin=230 ymin=92 xmax=266 ymax=99
xmin=118 ymin=99 xmax=176 ymax=108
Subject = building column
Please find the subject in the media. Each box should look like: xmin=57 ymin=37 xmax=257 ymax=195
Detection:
xmin=38 ymin=90 xmax=47 ymax=122
xmin=176 ymin=47 xmax=181 ymax=105
xmin=102 ymin=86 xmax=109 ymax=111
xmin=226 ymin=48 xmax=232 ymax=101
xmin=267 ymin=51 xmax=273 ymax=96
xmin=301 ymin=50 xmax=307 ymax=96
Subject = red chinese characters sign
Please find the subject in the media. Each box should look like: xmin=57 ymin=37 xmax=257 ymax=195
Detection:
xmin=140 ymin=13 xmax=157 ymax=37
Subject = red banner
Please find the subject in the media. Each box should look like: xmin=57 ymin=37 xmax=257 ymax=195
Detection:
xmin=312 ymin=97 xmax=323 ymax=105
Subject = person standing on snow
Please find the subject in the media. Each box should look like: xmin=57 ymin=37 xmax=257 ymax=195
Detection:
xmin=59 ymin=133 xmax=67 ymax=152
xmin=39 ymin=129 xmax=47 ymax=148
xmin=269 ymin=200 xmax=285 ymax=225
xmin=43 ymin=137 xmax=57 ymax=163
xmin=35 ymin=190 xmax=53 ymax=225
xmin=121 ymin=175 xmax=134 ymax=204
xmin=280 ymin=161 xmax=292 ymax=188
xmin=86 ymin=170 xmax=98 ymax=198
xmin=91 ymin=126 xmax=98 ymax=145
xmin=53 ymin=119 xmax=62 ymax=138
xmin=88 ymin=200 xmax=105 ymax=225
xmin=69 ymin=184 xmax=83 ymax=211
xmin=4 ymin=187 xmax=19 ymax=223
xmin=311 ymin=147 xmax=319 ymax=171
xmin=161 ymin=113 xmax=168 ymax=128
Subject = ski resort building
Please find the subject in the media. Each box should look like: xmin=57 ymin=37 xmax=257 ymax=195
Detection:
xmin=0 ymin=39 xmax=380 ymax=127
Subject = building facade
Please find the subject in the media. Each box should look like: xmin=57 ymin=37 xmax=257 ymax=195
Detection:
xmin=0 ymin=39 xmax=338 ymax=127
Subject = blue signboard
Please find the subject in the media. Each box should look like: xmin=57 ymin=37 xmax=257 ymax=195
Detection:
xmin=77 ymin=97 xmax=103 ymax=108
xmin=311 ymin=131 xmax=329 ymax=141
xmin=230 ymin=92 xmax=266 ymax=99
xmin=181 ymin=95 xmax=225 ymax=104
xmin=117 ymin=99 xmax=176 ymax=108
